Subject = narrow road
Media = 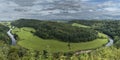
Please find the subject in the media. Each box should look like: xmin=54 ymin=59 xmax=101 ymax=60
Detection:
xmin=7 ymin=29 xmax=16 ymax=45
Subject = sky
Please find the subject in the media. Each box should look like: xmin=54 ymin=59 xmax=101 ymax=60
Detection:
xmin=0 ymin=0 xmax=120 ymax=20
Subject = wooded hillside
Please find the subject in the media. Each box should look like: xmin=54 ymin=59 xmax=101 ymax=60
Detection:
xmin=11 ymin=19 xmax=98 ymax=42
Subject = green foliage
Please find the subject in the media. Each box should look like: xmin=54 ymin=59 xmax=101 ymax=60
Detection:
xmin=72 ymin=23 xmax=91 ymax=28
xmin=12 ymin=27 xmax=108 ymax=52
xmin=0 ymin=20 xmax=120 ymax=60
xmin=11 ymin=19 xmax=98 ymax=42
xmin=114 ymin=36 xmax=120 ymax=48
xmin=70 ymin=20 xmax=120 ymax=48
xmin=70 ymin=20 xmax=120 ymax=37
xmin=0 ymin=23 xmax=9 ymax=44
xmin=0 ymin=44 xmax=119 ymax=60
xmin=78 ymin=47 xmax=120 ymax=60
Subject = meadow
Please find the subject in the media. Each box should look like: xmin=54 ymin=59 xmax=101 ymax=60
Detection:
xmin=12 ymin=27 xmax=108 ymax=52
xmin=72 ymin=23 xmax=91 ymax=28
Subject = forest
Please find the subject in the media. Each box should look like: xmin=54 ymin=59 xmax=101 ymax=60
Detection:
xmin=0 ymin=19 xmax=120 ymax=60
xmin=11 ymin=19 xmax=98 ymax=42
xmin=70 ymin=20 xmax=120 ymax=48
xmin=0 ymin=24 xmax=9 ymax=44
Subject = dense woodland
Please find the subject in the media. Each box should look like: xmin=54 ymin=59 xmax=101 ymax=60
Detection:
xmin=0 ymin=44 xmax=119 ymax=60
xmin=70 ymin=20 xmax=120 ymax=37
xmin=70 ymin=20 xmax=120 ymax=48
xmin=11 ymin=19 xmax=98 ymax=42
xmin=0 ymin=24 xmax=9 ymax=44
xmin=0 ymin=19 xmax=120 ymax=60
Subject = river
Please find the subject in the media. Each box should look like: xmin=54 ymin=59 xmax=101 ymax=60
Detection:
xmin=105 ymin=37 xmax=114 ymax=47
xmin=75 ymin=36 xmax=114 ymax=55
xmin=7 ymin=29 xmax=16 ymax=45
xmin=7 ymin=29 xmax=114 ymax=46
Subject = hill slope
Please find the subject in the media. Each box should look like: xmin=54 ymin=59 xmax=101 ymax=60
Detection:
xmin=11 ymin=19 xmax=98 ymax=42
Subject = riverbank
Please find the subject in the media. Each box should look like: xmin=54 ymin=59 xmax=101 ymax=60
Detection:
xmin=11 ymin=27 xmax=109 ymax=52
xmin=7 ymin=27 xmax=114 ymax=53
xmin=7 ymin=29 xmax=16 ymax=45
xmin=75 ymin=37 xmax=114 ymax=55
xmin=106 ymin=37 xmax=114 ymax=46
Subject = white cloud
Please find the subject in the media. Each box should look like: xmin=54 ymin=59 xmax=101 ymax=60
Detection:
xmin=98 ymin=1 xmax=120 ymax=7
xmin=104 ymin=7 xmax=120 ymax=12
xmin=89 ymin=9 xmax=94 ymax=12
xmin=81 ymin=0 xmax=90 ymax=2
xmin=0 ymin=0 xmax=120 ymax=20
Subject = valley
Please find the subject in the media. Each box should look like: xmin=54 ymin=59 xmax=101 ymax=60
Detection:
xmin=11 ymin=27 xmax=108 ymax=52
xmin=0 ymin=19 xmax=119 ymax=60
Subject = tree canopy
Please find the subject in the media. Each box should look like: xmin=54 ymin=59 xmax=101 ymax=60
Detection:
xmin=0 ymin=23 xmax=9 ymax=44
xmin=11 ymin=19 xmax=98 ymax=42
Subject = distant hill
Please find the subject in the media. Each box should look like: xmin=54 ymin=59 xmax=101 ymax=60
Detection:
xmin=11 ymin=19 xmax=98 ymax=42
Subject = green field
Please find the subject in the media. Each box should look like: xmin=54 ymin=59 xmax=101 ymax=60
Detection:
xmin=72 ymin=23 xmax=91 ymax=28
xmin=0 ymin=22 xmax=12 ymax=28
xmin=12 ymin=27 xmax=108 ymax=52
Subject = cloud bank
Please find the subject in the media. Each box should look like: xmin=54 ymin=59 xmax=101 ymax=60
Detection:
xmin=0 ymin=0 xmax=120 ymax=20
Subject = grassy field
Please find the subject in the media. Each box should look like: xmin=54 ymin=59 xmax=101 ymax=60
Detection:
xmin=72 ymin=23 xmax=91 ymax=28
xmin=12 ymin=27 xmax=108 ymax=52
xmin=0 ymin=22 xmax=11 ymax=28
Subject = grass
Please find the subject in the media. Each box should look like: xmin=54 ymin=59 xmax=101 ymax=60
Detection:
xmin=72 ymin=23 xmax=91 ymax=28
xmin=12 ymin=27 xmax=108 ymax=52
xmin=0 ymin=22 xmax=11 ymax=28
xmin=72 ymin=23 xmax=108 ymax=39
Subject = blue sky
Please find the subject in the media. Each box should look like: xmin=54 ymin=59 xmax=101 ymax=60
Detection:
xmin=0 ymin=0 xmax=120 ymax=20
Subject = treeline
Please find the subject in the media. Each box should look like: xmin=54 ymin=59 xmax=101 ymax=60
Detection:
xmin=69 ymin=20 xmax=120 ymax=37
xmin=70 ymin=20 xmax=120 ymax=48
xmin=0 ymin=44 xmax=78 ymax=60
xmin=0 ymin=24 xmax=9 ymax=44
xmin=78 ymin=47 xmax=120 ymax=60
xmin=69 ymin=20 xmax=104 ymax=26
xmin=11 ymin=19 xmax=98 ymax=43
xmin=0 ymin=44 xmax=120 ymax=60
